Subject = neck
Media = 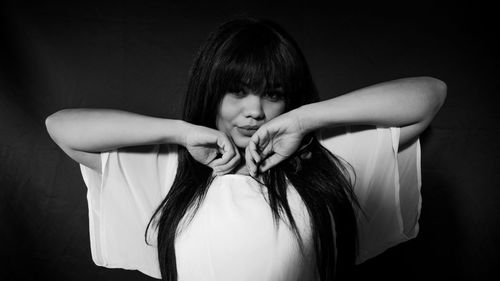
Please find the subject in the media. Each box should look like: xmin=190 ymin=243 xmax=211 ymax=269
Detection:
xmin=233 ymin=161 xmax=250 ymax=175
xmin=232 ymin=147 xmax=250 ymax=175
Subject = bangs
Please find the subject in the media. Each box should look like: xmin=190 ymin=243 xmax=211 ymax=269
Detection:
xmin=210 ymin=29 xmax=298 ymax=101
xmin=222 ymin=55 xmax=287 ymax=93
xmin=185 ymin=19 xmax=318 ymax=126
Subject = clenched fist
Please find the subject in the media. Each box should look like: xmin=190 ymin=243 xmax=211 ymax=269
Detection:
xmin=183 ymin=124 xmax=242 ymax=175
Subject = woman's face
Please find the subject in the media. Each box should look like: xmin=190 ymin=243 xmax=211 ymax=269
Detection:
xmin=216 ymin=85 xmax=286 ymax=149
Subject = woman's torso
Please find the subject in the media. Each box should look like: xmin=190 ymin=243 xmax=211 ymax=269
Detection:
xmin=174 ymin=174 xmax=319 ymax=281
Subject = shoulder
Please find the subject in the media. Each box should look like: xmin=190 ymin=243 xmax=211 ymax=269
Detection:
xmin=102 ymin=144 xmax=179 ymax=180
xmin=316 ymin=125 xmax=377 ymax=154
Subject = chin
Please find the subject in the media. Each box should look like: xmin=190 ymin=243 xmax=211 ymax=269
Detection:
xmin=233 ymin=136 xmax=250 ymax=149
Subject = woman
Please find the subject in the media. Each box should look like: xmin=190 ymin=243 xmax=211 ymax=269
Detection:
xmin=45 ymin=17 xmax=446 ymax=281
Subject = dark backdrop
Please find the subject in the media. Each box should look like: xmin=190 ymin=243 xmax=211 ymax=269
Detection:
xmin=1 ymin=1 xmax=498 ymax=280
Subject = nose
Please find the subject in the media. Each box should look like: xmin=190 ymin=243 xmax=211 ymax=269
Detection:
xmin=242 ymin=94 xmax=265 ymax=120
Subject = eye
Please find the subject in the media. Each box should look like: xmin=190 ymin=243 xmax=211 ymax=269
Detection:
xmin=227 ymin=88 xmax=246 ymax=98
xmin=264 ymin=91 xmax=284 ymax=101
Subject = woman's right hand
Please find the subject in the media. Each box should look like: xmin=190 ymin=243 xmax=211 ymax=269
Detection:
xmin=182 ymin=124 xmax=241 ymax=175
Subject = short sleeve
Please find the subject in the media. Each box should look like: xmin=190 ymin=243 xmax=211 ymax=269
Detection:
xmin=79 ymin=143 xmax=179 ymax=279
xmin=317 ymin=125 xmax=422 ymax=264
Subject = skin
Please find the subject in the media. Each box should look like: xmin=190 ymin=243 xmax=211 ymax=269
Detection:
xmin=45 ymin=77 xmax=445 ymax=178
xmin=215 ymin=86 xmax=286 ymax=175
xmin=244 ymin=76 xmax=447 ymax=177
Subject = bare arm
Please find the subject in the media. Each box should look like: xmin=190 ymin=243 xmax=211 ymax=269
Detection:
xmin=45 ymin=108 xmax=189 ymax=172
xmin=296 ymin=76 xmax=447 ymax=149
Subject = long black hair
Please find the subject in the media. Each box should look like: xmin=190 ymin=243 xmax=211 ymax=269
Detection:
xmin=146 ymin=16 xmax=360 ymax=281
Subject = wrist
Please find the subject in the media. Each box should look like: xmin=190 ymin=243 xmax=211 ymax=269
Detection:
xmin=292 ymin=104 xmax=322 ymax=135
xmin=178 ymin=120 xmax=195 ymax=147
xmin=163 ymin=119 xmax=191 ymax=147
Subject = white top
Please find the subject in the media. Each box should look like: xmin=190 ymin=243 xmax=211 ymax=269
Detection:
xmin=79 ymin=125 xmax=422 ymax=280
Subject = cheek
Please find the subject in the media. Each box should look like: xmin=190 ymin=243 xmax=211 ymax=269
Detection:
xmin=265 ymin=101 xmax=286 ymax=119
xmin=217 ymin=98 xmax=238 ymax=130
xmin=216 ymin=111 xmax=230 ymax=131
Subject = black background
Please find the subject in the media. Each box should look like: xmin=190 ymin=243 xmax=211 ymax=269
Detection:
xmin=1 ymin=1 xmax=499 ymax=280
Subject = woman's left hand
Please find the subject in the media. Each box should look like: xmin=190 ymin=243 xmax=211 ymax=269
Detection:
xmin=245 ymin=110 xmax=306 ymax=176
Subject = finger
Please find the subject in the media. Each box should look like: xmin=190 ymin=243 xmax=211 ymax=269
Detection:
xmin=260 ymin=141 xmax=274 ymax=159
xmin=213 ymin=134 xmax=240 ymax=174
xmin=255 ymin=130 xmax=274 ymax=159
xmin=214 ymin=142 xmax=241 ymax=174
xmin=259 ymin=153 xmax=285 ymax=173
xmin=245 ymin=145 xmax=257 ymax=177
xmin=210 ymin=152 xmax=231 ymax=169
xmin=217 ymin=151 xmax=241 ymax=175
xmin=252 ymin=130 xmax=271 ymax=161
xmin=248 ymin=136 xmax=261 ymax=164
xmin=248 ymin=144 xmax=258 ymax=176
xmin=210 ymin=135 xmax=235 ymax=168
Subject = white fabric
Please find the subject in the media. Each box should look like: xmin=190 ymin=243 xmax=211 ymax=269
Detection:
xmin=79 ymin=125 xmax=421 ymax=280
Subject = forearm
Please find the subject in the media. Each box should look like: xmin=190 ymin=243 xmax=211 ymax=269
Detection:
xmin=296 ymin=76 xmax=447 ymax=133
xmin=45 ymin=108 xmax=188 ymax=152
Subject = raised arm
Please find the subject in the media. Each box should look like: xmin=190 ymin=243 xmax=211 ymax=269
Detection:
xmin=46 ymin=108 xmax=242 ymax=175
xmin=296 ymin=76 xmax=447 ymax=149
xmin=246 ymin=77 xmax=447 ymax=175
xmin=45 ymin=108 xmax=188 ymax=172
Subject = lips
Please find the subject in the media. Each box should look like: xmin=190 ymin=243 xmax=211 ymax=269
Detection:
xmin=240 ymin=125 xmax=260 ymax=130
xmin=237 ymin=126 xmax=259 ymax=136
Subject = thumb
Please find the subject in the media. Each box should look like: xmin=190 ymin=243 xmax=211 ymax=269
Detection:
xmin=259 ymin=153 xmax=285 ymax=173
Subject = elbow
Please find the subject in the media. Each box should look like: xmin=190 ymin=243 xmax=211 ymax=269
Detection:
xmin=45 ymin=113 xmax=56 ymax=129
xmin=408 ymin=77 xmax=447 ymax=124
xmin=439 ymin=81 xmax=447 ymax=108
xmin=417 ymin=76 xmax=447 ymax=112
xmin=422 ymin=77 xmax=447 ymax=120
xmin=430 ymin=77 xmax=447 ymax=112
xmin=45 ymin=113 xmax=59 ymax=144
xmin=45 ymin=111 xmax=61 ymax=134
xmin=45 ymin=109 xmax=71 ymax=128
xmin=45 ymin=109 xmax=68 ymax=145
